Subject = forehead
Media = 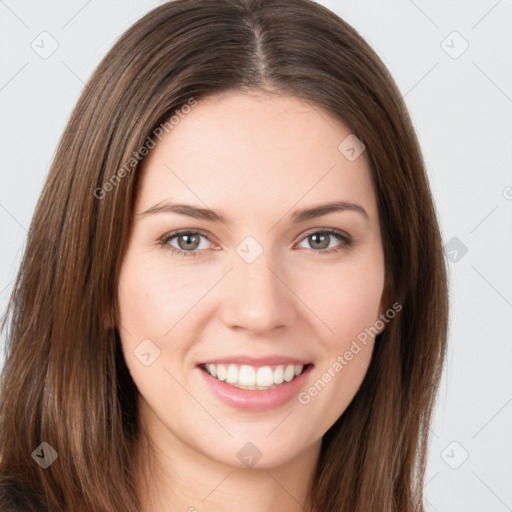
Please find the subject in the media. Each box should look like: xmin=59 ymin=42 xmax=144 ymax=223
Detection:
xmin=136 ymin=91 xmax=378 ymax=223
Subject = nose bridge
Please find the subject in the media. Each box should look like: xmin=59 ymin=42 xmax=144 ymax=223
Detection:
xmin=221 ymin=237 xmax=295 ymax=333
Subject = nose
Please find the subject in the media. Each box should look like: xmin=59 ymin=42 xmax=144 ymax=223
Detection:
xmin=220 ymin=249 xmax=297 ymax=335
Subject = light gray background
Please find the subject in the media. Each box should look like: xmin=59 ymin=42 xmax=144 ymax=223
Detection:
xmin=1 ymin=1 xmax=511 ymax=511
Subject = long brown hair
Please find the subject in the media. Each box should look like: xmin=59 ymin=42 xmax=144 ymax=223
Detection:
xmin=0 ymin=0 xmax=449 ymax=510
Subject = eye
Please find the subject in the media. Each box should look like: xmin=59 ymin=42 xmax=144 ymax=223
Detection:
xmin=159 ymin=230 xmax=213 ymax=257
xmin=159 ymin=228 xmax=352 ymax=258
xmin=296 ymin=229 xmax=352 ymax=254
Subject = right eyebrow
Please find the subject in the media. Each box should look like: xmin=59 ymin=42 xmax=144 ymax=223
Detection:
xmin=138 ymin=201 xmax=225 ymax=223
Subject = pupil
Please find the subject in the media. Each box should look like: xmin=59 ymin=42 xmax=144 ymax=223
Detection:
xmin=181 ymin=234 xmax=198 ymax=250
xmin=311 ymin=233 xmax=329 ymax=250
xmin=177 ymin=233 xmax=332 ymax=251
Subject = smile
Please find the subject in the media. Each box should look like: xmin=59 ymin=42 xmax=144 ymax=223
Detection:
xmin=200 ymin=363 xmax=309 ymax=390
xmin=197 ymin=360 xmax=314 ymax=411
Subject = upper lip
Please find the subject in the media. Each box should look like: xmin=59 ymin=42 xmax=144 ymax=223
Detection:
xmin=198 ymin=355 xmax=312 ymax=366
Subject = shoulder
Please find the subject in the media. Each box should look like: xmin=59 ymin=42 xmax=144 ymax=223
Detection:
xmin=0 ymin=477 xmax=46 ymax=512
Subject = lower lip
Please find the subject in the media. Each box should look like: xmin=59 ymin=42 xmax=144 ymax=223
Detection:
xmin=198 ymin=365 xmax=313 ymax=412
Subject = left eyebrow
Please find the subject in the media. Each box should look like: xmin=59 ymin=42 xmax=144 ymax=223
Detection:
xmin=137 ymin=200 xmax=369 ymax=224
xmin=291 ymin=201 xmax=369 ymax=222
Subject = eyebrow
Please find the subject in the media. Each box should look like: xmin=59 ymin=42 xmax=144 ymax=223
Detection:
xmin=138 ymin=200 xmax=369 ymax=223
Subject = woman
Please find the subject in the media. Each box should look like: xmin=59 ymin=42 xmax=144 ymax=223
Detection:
xmin=0 ymin=0 xmax=448 ymax=510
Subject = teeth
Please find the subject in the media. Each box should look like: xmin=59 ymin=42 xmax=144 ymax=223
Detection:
xmin=274 ymin=365 xmax=284 ymax=384
xmin=226 ymin=365 xmax=238 ymax=384
xmin=256 ymin=366 xmax=274 ymax=387
xmin=205 ymin=363 xmax=217 ymax=378
xmin=203 ymin=363 xmax=305 ymax=389
xmin=216 ymin=364 xmax=226 ymax=381
xmin=283 ymin=365 xmax=295 ymax=382
xmin=238 ymin=365 xmax=256 ymax=386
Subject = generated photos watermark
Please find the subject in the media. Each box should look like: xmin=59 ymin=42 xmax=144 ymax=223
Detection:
xmin=93 ymin=97 xmax=197 ymax=199
xmin=297 ymin=301 xmax=402 ymax=405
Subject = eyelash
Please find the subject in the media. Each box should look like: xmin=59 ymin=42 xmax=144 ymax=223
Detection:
xmin=158 ymin=228 xmax=352 ymax=258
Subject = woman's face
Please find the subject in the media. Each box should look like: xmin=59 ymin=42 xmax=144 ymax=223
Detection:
xmin=117 ymin=90 xmax=386 ymax=469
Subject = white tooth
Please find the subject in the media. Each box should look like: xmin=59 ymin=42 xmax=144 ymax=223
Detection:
xmin=216 ymin=364 xmax=227 ymax=381
xmin=238 ymin=365 xmax=256 ymax=386
xmin=284 ymin=364 xmax=295 ymax=382
xmin=256 ymin=366 xmax=274 ymax=387
xmin=226 ymin=364 xmax=239 ymax=384
xmin=211 ymin=363 xmax=301 ymax=387
xmin=273 ymin=365 xmax=284 ymax=384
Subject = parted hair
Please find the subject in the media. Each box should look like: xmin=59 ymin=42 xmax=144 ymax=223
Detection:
xmin=0 ymin=0 xmax=449 ymax=510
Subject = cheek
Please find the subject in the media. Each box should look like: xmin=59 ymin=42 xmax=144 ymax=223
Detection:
xmin=292 ymin=250 xmax=384 ymax=430
xmin=118 ymin=241 xmax=385 ymax=351
xmin=117 ymin=251 xmax=203 ymax=336
xmin=295 ymin=266 xmax=382 ymax=432
xmin=296 ymin=255 xmax=385 ymax=345
xmin=116 ymin=253 xmax=195 ymax=411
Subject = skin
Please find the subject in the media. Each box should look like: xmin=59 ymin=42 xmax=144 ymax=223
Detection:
xmin=117 ymin=89 xmax=386 ymax=512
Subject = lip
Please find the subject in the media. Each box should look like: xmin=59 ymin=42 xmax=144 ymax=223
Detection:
xmin=198 ymin=355 xmax=311 ymax=366
xmin=197 ymin=363 xmax=314 ymax=412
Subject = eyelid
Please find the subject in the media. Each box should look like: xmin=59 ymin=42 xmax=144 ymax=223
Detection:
xmin=159 ymin=227 xmax=352 ymax=256
xmin=296 ymin=227 xmax=352 ymax=244
xmin=159 ymin=228 xmax=218 ymax=250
